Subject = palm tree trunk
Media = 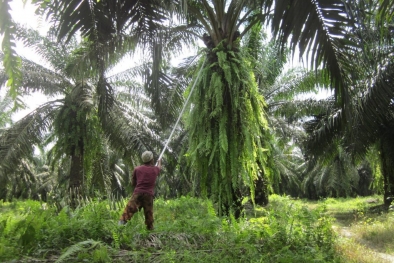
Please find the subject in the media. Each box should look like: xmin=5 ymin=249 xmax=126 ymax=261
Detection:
xmin=381 ymin=138 xmax=394 ymax=206
xmin=255 ymin=175 xmax=269 ymax=206
xmin=69 ymin=154 xmax=84 ymax=208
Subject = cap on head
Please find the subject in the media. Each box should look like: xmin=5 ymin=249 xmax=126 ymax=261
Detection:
xmin=141 ymin=151 xmax=153 ymax=163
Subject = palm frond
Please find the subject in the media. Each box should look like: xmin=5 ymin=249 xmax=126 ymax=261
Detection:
xmin=271 ymin=142 xmax=304 ymax=196
xmin=20 ymin=57 xmax=71 ymax=96
xmin=268 ymin=117 xmax=304 ymax=144
xmin=145 ymin=67 xmax=185 ymax=129
xmin=0 ymin=100 xmax=61 ymax=174
xmin=347 ymin=60 xmax=394 ymax=157
xmin=271 ymin=98 xmax=334 ymax=121
xmin=100 ymin=99 xmax=161 ymax=159
xmin=377 ymin=0 xmax=394 ymax=35
xmin=271 ymin=0 xmax=357 ymax=114
xmin=263 ymin=69 xmax=329 ymax=102
xmin=302 ymin=107 xmax=343 ymax=162
xmin=15 ymin=24 xmax=77 ymax=73
xmin=51 ymin=0 xmax=166 ymax=44
xmin=303 ymin=147 xmax=359 ymax=198
xmin=0 ymin=52 xmax=71 ymax=96
xmin=307 ymin=50 xmax=394 ymax=162
xmin=0 ymin=92 xmax=13 ymax=127
xmin=107 ymin=63 xmax=149 ymax=109
xmin=301 ymin=1 xmax=394 ymax=167
xmin=0 ymin=0 xmax=22 ymax=101
xmin=55 ymin=239 xmax=105 ymax=263
xmin=107 ymin=64 xmax=146 ymax=85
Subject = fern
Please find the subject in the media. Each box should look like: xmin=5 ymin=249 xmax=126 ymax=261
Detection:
xmin=55 ymin=239 xmax=103 ymax=263
xmin=112 ymin=230 xmax=120 ymax=249
xmin=187 ymin=41 xmax=271 ymax=216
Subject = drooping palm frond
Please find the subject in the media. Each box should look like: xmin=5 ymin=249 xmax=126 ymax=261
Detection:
xmin=271 ymin=0 xmax=357 ymax=116
xmin=107 ymin=64 xmax=147 ymax=86
xmin=263 ymin=69 xmax=329 ymax=103
xmin=144 ymin=66 xmax=186 ymax=128
xmin=272 ymin=98 xmax=334 ymax=122
xmin=20 ymin=57 xmax=71 ymax=95
xmin=0 ymin=92 xmax=13 ymax=127
xmin=348 ymin=60 xmax=394 ymax=158
xmin=268 ymin=117 xmax=304 ymax=144
xmin=271 ymin=141 xmax=304 ymax=197
xmin=377 ymin=0 xmax=394 ymax=36
xmin=107 ymin=64 xmax=149 ymax=108
xmin=0 ymin=0 xmax=22 ymax=100
xmin=2 ymin=25 xmax=76 ymax=98
xmin=15 ymin=24 xmax=78 ymax=73
xmin=302 ymin=145 xmax=360 ymax=198
xmin=0 ymin=100 xmax=61 ymax=175
xmin=100 ymin=98 xmax=162 ymax=161
xmin=48 ymin=0 xmax=167 ymax=46
xmin=304 ymin=44 xmax=394 ymax=162
xmin=161 ymin=24 xmax=203 ymax=54
xmin=300 ymin=1 xmax=394 ymax=159
xmin=302 ymin=108 xmax=343 ymax=161
xmin=63 ymin=35 xmax=139 ymax=81
xmin=0 ymin=52 xmax=71 ymax=96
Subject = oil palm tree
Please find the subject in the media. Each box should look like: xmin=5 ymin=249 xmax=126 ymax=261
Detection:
xmin=168 ymin=0 xmax=361 ymax=215
xmin=302 ymin=0 xmax=394 ymax=204
xmin=0 ymin=26 xmax=166 ymax=205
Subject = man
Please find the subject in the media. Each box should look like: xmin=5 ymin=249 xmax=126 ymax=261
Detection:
xmin=118 ymin=151 xmax=161 ymax=230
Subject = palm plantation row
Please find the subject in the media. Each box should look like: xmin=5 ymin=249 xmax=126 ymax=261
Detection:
xmin=0 ymin=0 xmax=393 ymax=215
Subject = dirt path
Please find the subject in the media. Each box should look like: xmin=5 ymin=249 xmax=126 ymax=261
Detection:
xmin=334 ymin=225 xmax=394 ymax=263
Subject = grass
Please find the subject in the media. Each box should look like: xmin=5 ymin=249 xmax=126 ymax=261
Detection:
xmin=2 ymin=195 xmax=394 ymax=262
xmin=296 ymin=195 xmax=394 ymax=262
xmin=346 ymin=211 xmax=394 ymax=253
xmin=0 ymin=195 xmax=340 ymax=263
xmin=335 ymin=238 xmax=391 ymax=263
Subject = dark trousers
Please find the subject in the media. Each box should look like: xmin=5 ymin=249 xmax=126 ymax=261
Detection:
xmin=120 ymin=193 xmax=154 ymax=230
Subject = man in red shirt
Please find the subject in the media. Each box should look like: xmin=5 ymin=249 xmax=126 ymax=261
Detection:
xmin=119 ymin=151 xmax=161 ymax=230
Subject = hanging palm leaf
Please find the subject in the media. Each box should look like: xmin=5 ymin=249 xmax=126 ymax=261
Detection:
xmin=0 ymin=0 xmax=22 ymax=104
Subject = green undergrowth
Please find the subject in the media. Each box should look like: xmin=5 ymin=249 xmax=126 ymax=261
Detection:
xmin=0 ymin=195 xmax=340 ymax=262
xmin=289 ymin=195 xmax=394 ymax=262
xmin=318 ymin=196 xmax=394 ymax=259
xmin=281 ymin=196 xmax=384 ymax=226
